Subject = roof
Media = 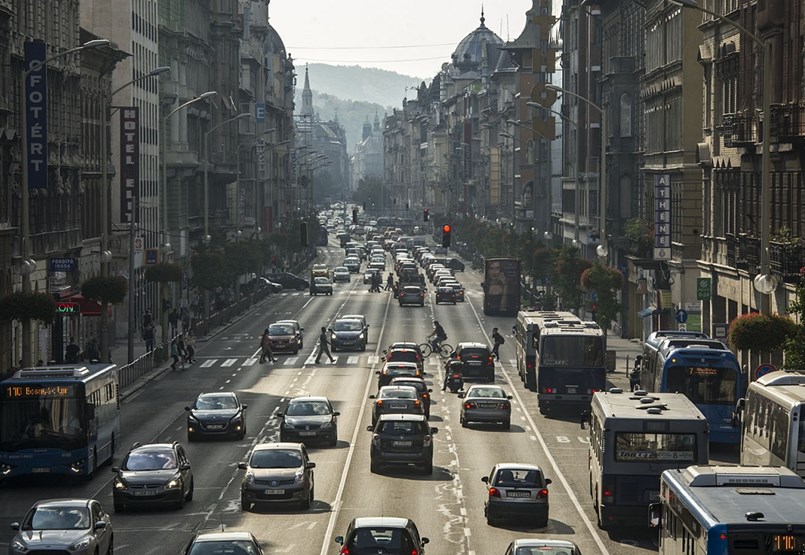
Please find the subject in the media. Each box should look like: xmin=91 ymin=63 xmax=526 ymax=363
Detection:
xmin=450 ymin=10 xmax=504 ymax=70
xmin=351 ymin=516 xmax=410 ymax=528
xmin=457 ymin=342 xmax=490 ymax=349
xmin=33 ymin=498 xmax=93 ymax=507
xmin=252 ymin=442 xmax=303 ymax=451
xmin=288 ymin=396 xmax=330 ymax=403
xmin=378 ymin=385 xmax=418 ymax=396
xmin=495 ymin=462 xmax=543 ymax=472
xmin=512 ymin=539 xmax=578 ymax=549
xmin=591 ymin=390 xmax=707 ymax=422
xmin=193 ymin=531 xmax=256 ymax=542
xmin=377 ymin=413 xmax=428 ymax=422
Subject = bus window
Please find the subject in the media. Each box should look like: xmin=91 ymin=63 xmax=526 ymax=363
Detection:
xmin=666 ymin=366 xmax=737 ymax=404
xmin=542 ymin=336 xmax=603 ymax=367
xmin=614 ymin=432 xmax=698 ymax=463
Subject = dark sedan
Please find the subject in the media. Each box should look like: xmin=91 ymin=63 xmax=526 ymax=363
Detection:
xmin=111 ymin=442 xmax=194 ymax=512
xmin=183 ymin=531 xmax=264 ymax=555
xmin=435 ymin=286 xmax=457 ymax=304
xmin=267 ymin=321 xmax=301 ymax=354
xmin=185 ymin=392 xmax=247 ymax=441
xmin=330 ymin=318 xmax=367 ymax=351
xmin=266 ymin=272 xmax=309 ymax=291
xmin=277 ymin=396 xmax=339 ymax=446
xmin=398 ymin=285 xmax=426 ymax=306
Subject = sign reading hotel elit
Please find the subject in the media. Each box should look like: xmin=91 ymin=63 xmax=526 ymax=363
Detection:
xmin=120 ymin=107 xmax=140 ymax=224
xmin=24 ymin=41 xmax=48 ymax=190
xmin=654 ymin=174 xmax=671 ymax=260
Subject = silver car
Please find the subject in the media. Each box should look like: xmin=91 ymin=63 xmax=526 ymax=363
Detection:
xmin=10 ymin=498 xmax=113 ymax=555
xmin=370 ymin=385 xmax=423 ymax=425
xmin=238 ymin=442 xmax=316 ymax=511
xmin=459 ymin=385 xmax=513 ymax=429
xmin=504 ymin=538 xmax=582 ymax=555
xmin=482 ymin=463 xmax=552 ymax=527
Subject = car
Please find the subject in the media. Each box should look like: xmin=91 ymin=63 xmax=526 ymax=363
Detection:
xmin=504 ymin=538 xmax=582 ymax=555
xmin=9 ymin=498 xmax=113 ymax=555
xmin=370 ymin=385 xmax=423 ymax=425
xmin=398 ymin=285 xmax=426 ymax=306
xmin=435 ymin=286 xmax=457 ymax=304
xmin=386 ymin=342 xmax=424 ymax=360
xmin=390 ymin=376 xmax=433 ymax=417
xmin=344 ymin=257 xmax=361 ymax=273
xmin=277 ymin=396 xmax=339 ymax=446
xmin=335 ymin=517 xmax=429 ymax=555
xmin=367 ymin=414 xmax=437 ymax=474
xmin=311 ymin=264 xmax=329 ymax=278
xmin=266 ymin=272 xmax=309 ymax=291
xmin=441 ymin=280 xmax=465 ymax=301
xmin=368 ymin=261 xmax=386 ymax=273
xmin=333 ymin=266 xmax=351 ymax=283
xmin=342 ymin=314 xmax=369 ymax=340
xmin=450 ymin=342 xmax=496 ymax=383
xmin=185 ymin=392 xmax=247 ymax=441
xmin=330 ymin=318 xmax=368 ymax=351
xmin=183 ymin=531 xmax=264 ymax=555
xmin=482 ymin=463 xmax=552 ymax=527
xmin=238 ymin=442 xmax=316 ymax=511
xmin=458 ymin=385 xmax=512 ymax=429
xmin=111 ymin=442 xmax=194 ymax=512
xmin=383 ymin=347 xmax=424 ymax=373
xmin=310 ymin=276 xmax=333 ymax=296
xmin=363 ymin=268 xmax=380 ymax=284
xmin=268 ymin=320 xmax=303 ymax=352
xmin=376 ymin=361 xmax=422 ymax=389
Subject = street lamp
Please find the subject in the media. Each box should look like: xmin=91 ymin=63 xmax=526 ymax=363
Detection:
xmin=670 ymin=0 xmax=776 ymax=307
xmin=499 ymin=132 xmax=518 ymax=221
xmin=19 ymin=38 xmax=110 ymax=367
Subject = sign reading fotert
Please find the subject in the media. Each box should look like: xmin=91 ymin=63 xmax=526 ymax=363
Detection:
xmin=654 ymin=174 xmax=671 ymax=260
xmin=119 ymin=107 xmax=139 ymax=224
xmin=24 ymin=41 xmax=48 ymax=190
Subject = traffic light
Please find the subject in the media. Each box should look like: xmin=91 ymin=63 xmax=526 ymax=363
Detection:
xmin=441 ymin=224 xmax=452 ymax=248
xmin=300 ymin=222 xmax=309 ymax=247
xmin=352 ymin=208 xmax=358 ymax=224
xmin=423 ymin=208 xmax=429 ymax=222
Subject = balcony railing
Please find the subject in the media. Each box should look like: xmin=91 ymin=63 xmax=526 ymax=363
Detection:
xmin=742 ymin=235 xmax=761 ymax=274
xmin=722 ymin=113 xmax=756 ymax=147
xmin=770 ymin=103 xmax=805 ymax=142
xmin=770 ymin=241 xmax=803 ymax=284
xmin=725 ymin=233 xmax=736 ymax=267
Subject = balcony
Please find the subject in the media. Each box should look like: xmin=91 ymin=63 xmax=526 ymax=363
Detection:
xmin=770 ymin=103 xmax=805 ymax=142
xmin=725 ymin=233 xmax=737 ymax=267
xmin=722 ymin=113 xmax=756 ymax=147
xmin=741 ymin=235 xmax=760 ymax=275
xmin=770 ymin=241 xmax=803 ymax=284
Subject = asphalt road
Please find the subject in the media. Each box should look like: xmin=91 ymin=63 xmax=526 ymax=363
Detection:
xmin=0 ymin=241 xmax=738 ymax=554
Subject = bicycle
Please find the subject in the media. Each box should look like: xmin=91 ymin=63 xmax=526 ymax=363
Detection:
xmin=419 ymin=337 xmax=454 ymax=359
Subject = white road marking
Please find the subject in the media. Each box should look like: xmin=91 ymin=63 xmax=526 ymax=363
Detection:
xmin=201 ymin=359 xmax=216 ymax=368
xmin=347 ymin=355 xmax=359 ymax=364
xmin=221 ymin=358 xmax=237 ymax=367
xmin=241 ymin=358 xmax=257 ymax=366
xmin=284 ymin=357 xmax=299 ymax=365
xmin=367 ymin=355 xmax=379 ymax=364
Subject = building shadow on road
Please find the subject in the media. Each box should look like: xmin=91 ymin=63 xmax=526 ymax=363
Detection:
xmin=487 ymin=518 xmax=575 ymax=535
xmin=371 ymin=465 xmax=453 ymax=482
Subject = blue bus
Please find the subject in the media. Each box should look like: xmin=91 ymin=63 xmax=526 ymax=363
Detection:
xmin=0 ymin=363 xmax=120 ymax=479
xmin=637 ymin=331 xmax=741 ymax=444
xmin=650 ymin=465 xmax=805 ymax=555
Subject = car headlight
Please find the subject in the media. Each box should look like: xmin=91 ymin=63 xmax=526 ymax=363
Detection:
xmin=245 ymin=472 xmax=255 ymax=484
xmin=320 ymin=421 xmax=333 ymax=429
xmin=294 ymin=469 xmax=305 ymax=484
xmin=114 ymin=478 xmax=127 ymax=490
xmin=187 ymin=415 xmax=199 ymax=424
xmin=68 ymin=537 xmax=92 ymax=551
xmin=282 ymin=420 xmax=294 ymax=429
xmin=165 ymin=478 xmax=181 ymax=489
xmin=10 ymin=538 xmax=28 ymax=552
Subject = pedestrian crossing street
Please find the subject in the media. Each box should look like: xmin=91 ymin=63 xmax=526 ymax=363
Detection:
xmin=190 ymin=353 xmax=455 ymax=370
xmin=277 ymin=289 xmax=478 ymax=298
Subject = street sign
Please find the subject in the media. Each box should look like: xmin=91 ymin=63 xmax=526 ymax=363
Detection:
xmin=712 ymin=323 xmax=728 ymax=340
xmin=696 ymin=278 xmax=712 ymax=300
xmin=677 ymin=324 xmax=687 ymax=331
xmin=754 ymin=363 xmax=776 ymax=381
xmin=145 ymin=248 xmax=159 ymax=265
xmin=675 ymin=308 xmax=689 ymax=323
xmin=49 ymin=257 xmax=77 ymax=272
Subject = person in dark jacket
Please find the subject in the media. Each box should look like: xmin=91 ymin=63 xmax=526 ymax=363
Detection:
xmin=491 ymin=328 xmax=505 ymax=360
xmin=315 ymin=327 xmax=335 ymax=364
xmin=65 ymin=338 xmax=81 ymax=363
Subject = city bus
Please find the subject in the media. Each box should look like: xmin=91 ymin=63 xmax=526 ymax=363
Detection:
xmin=482 ymin=257 xmax=521 ymax=316
xmin=637 ymin=334 xmax=742 ymax=444
xmin=583 ymin=389 xmax=709 ymax=530
xmin=649 ymin=465 xmax=805 ymax=555
xmin=512 ymin=310 xmax=605 ymax=413
xmin=317 ymin=225 xmax=329 ymax=246
xmin=0 ymin=363 xmax=120 ymax=480
xmin=734 ymin=370 xmax=805 ymax=478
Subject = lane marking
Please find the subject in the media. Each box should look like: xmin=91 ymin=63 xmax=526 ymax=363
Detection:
xmin=201 ymin=360 xmax=216 ymax=368
xmin=221 ymin=358 xmax=237 ymax=367
xmin=242 ymin=358 xmax=257 ymax=367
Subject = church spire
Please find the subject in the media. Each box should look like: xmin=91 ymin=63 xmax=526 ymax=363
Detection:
xmin=301 ymin=64 xmax=314 ymax=118
xmin=480 ymin=5 xmax=485 ymax=27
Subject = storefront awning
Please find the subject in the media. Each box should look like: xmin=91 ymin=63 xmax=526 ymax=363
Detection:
xmin=59 ymin=294 xmax=102 ymax=316
xmin=638 ymin=305 xmax=659 ymax=318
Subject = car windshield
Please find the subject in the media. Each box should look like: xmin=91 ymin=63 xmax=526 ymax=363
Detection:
xmin=314 ymin=277 xmax=329 ymax=284
xmin=187 ymin=540 xmax=260 ymax=555
xmin=125 ymin=450 xmax=177 ymax=470
xmin=386 ymin=366 xmax=417 ymax=376
xmin=380 ymin=388 xmax=416 ymax=399
xmin=494 ymin=468 xmax=541 ymax=487
xmin=461 ymin=348 xmax=490 ymax=359
xmin=335 ymin=268 xmax=348 ymax=273
xmin=25 ymin=506 xmax=91 ymax=530
xmin=286 ymin=401 xmax=331 ymax=416
xmin=249 ymin=449 xmax=303 ymax=469
xmin=388 ymin=352 xmax=418 ymax=363
xmin=402 ymin=287 xmax=421 ymax=293
xmin=269 ymin=324 xmax=295 ymax=335
xmin=468 ymin=387 xmax=506 ymax=399
xmin=196 ymin=395 xmax=238 ymax=410
xmin=334 ymin=320 xmax=362 ymax=331
xmin=391 ymin=380 xmax=425 ymax=392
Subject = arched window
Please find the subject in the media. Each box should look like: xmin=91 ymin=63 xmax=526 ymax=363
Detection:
xmin=526 ymin=139 xmax=536 ymax=165
xmin=620 ymin=93 xmax=632 ymax=137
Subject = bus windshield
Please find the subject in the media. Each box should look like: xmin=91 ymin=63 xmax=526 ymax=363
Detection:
xmin=666 ymin=366 xmax=737 ymax=405
xmin=615 ymin=432 xmax=698 ymax=462
xmin=540 ymin=336 xmax=604 ymax=367
xmin=0 ymin=395 xmax=85 ymax=451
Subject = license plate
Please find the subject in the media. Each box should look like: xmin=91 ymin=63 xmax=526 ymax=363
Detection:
xmin=134 ymin=490 xmax=159 ymax=496
xmin=467 ymin=361 xmax=481 ymax=366
xmin=392 ymin=440 xmax=412 ymax=447
xmin=207 ymin=425 xmax=224 ymax=430
xmin=390 ymin=403 xmax=406 ymax=409
xmin=567 ymin=387 xmax=577 ymax=394
xmin=32 ymin=467 xmax=50 ymax=473
xmin=264 ymin=489 xmax=285 ymax=495
xmin=299 ymin=431 xmax=316 ymax=436
xmin=479 ymin=403 xmax=498 ymax=408
xmin=506 ymin=491 xmax=531 ymax=498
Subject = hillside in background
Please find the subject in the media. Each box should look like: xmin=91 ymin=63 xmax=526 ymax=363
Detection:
xmin=311 ymin=92 xmax=387 ymax=154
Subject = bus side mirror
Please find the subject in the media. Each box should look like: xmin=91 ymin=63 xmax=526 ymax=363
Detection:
xmin=512 ymin=326 xmax=517 ymax=335
xmin=580 ymin=410 xmax=591 ymax=430
xmin=85 ymin=404 xmax=96 ymax=421
xmin=648 ymin=502 xmax=663 ymax=529
xmin=732 ymin=398 xmax=746 ymax=428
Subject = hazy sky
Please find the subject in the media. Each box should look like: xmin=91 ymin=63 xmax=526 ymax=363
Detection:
xmin=269 ymin=0 xmax=538 ymax=79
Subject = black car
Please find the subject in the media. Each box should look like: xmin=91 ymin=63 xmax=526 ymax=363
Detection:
xmin=111 ymin=442 xmax=194 ymax=512
xmin=185 ymin=392 xmax=247 ymax=441
xmin=330 ymin=318 xmax=367 ymax=351
xmin=265 ymin=272 xmax=309 ymax=291
xmin=335 ymin=517 xmax=429 ymax=555
xmin=183 ymin=531 xmax=264 ymax=555
xmin=367 ymin=414 xmax=437 ymax=474
xmin=435 ymin=286 xmax=457 ymax=304
xmin=398 ymin=285 xmax=426 ymax=306
xmin=277 ymin=396 xmax=339 ymax=446
xmin=450 ymin=342 xmax=495 ymax=383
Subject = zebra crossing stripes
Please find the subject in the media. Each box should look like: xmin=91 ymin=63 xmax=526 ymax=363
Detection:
xmin=190 ymin=354 xmax=375 ymax=369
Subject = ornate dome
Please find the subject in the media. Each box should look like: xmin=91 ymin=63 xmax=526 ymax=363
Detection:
xmin=451 ymin=10 xmax=504 ymax=67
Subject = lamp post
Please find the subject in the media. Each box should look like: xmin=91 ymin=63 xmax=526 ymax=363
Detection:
xmin=19 ymin=38 xmax=110 ymax=367
xmin=670 ymin=0 xmax=776 ymax=310
xmin=160 ymin=91 xmax=216 ymax=344
xmin=499 ymin=131 xmax=518 ymax=223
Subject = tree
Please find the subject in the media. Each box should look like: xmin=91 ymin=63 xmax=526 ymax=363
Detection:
xmin=0 ymin=292 xmax=57 ymax=324
xmin=552 ymin=245 xmax=592 ymax=311
xmin=352 ymin=176 xmax=382 ymax=208
xmin=581 ymin=263 xmax=624 ymax=331
xmin=624 ymin=218 xmax=652 ymax=257
xmin=144 ymin=262 xmax=182 ymax=284
xmin=783 ymin=267 xmax=805 ymax=368
xmin=728 ymin=312 xmax=796 ymax=354
xmin=191 ymin=251 xmax=229 ymax=291
xmin=81 ymin=276 xmax=128 ymax=305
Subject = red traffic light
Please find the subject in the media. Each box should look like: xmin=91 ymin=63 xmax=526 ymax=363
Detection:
xmin=442 ymin=225 xmax=451 ymax=233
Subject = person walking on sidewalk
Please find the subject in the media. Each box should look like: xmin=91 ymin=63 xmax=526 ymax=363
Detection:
xmin=168 ymin=308 xmax=179 ymax=338
xmin=142 ymin=324 xmax=155 ymax=353
xmin=491 ymin=327 xmax=505 ymax=360
xmin=259 ymin=329 xmax=277 ymax=363
xmin=170 ymin=338 xmax=183 ymax=371
xmin=65 ymin=338 xmax=81 ymax=364
xmin=315 ymin=326 xmax=334 ymax=364
xmin=184 ymin=330 xmax=196 ymax=364
xmin=85 ymin=337 xmax=100 ymax=362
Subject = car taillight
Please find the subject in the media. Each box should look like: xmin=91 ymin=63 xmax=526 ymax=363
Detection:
xmin=498 ymin=402 xmax=510 ymax=410
xmin=340 ymin=547 xmax=350 ymax=554
xmin=526 ymin=357 xmax=535 ymax=369
xmin=411 ymin=549 xmax=419 ymax=555
xmin=488 ymin=355 xmax=494 ymax=363
xmin=602 ymin=485 xmax=614 ymax=503
xmin=537 ymin=488 xmax=549 ymax=499
xmin=464 ymin=402 xmax=475 ymax=409
xmin=488 ymin=487 xmax=501 ymax=498
xmin=471 ymin=354 xmax=479 ymax=359
xmin=414 ymin=400 xmax=421 ymax=407
xmin=399 ymin=293 xmax=405 ymax=297
xmin=590 ymin=388 xmax=599 ymax=394
xmin=422 ymin=392 xmax=429 ymax=399
xmin=543 ymin=387 xmax=555 ymax=394
xmin=451 ymin=373 xmax=461 ymax=379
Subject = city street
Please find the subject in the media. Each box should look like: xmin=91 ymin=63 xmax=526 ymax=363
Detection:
xmin=0 ymin=243 xmax=729 ymax=554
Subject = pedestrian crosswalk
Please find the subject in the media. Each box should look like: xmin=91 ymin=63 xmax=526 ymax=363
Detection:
xmin=276 ymin=289 xmax=480 ymax=298
xmin=188 ymin=353 xmax=448 ymax=370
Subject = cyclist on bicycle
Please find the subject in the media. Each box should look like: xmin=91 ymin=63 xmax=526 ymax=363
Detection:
xmin=430 ymin=320 xmax=447 ymax=352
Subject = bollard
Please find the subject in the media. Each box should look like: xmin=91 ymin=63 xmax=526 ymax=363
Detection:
xmin=625 ymin=355 xmax=630 ymax=376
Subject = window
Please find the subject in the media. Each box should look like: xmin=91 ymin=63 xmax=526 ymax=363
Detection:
xmin=665 ymin=366 xmax=737 ymax=404
xmin=614 ymin=432 xmax=698 ymax=462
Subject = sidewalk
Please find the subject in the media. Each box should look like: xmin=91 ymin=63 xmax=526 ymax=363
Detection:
xmin=606 ymin=334 xmax=643 ymax=378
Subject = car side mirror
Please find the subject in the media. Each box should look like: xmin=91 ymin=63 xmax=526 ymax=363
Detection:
xmin=481 ymin=476 xmax=489 ymax=484
xmin=368 ymin=394 xmax=376 ymax=399
xmin=275 ymin=412 xmax=283 ymax=418
xmin=111 ymin=467 xmax=119 ymax=473
xmin=545 ymin=478 xmax=552 ymax=486
xmin=237 ymin=462 xmax=248 ymax=470
xmin=10 ymin=522 xmax=20 ymax=531
xmin=306 ymin=462 xmax=316 ymax=469
xmin=180 ymin=464 xmax=191 ymax=471
xmin=366 ymin=425 xmax=374 ymax=432
xmin=422 ymin=537 xmax=429 ymax=545
xmin=375 ymin=371 xmax=380 ymax=375
xmin=241 ymin=404 xmax=248 ymax=410
xmin=332 ymin=411 xmax=340 ymax=416
xmin=506 ymin=395 xmax=513 ymax=400
xmin=335 ymin=536 xmax=344 ymax=545
xmin=94 ymin=521 xmax=107 ymax=530
xmin=184 ymin=406 xmax=191 ymax=411
xmin=430 ymin=427 xmax=438 ymax=434
xmin=300 ymin=327 xmax=304 ymax=331
xmin=427 ymin=388 xmax=433 ymax=393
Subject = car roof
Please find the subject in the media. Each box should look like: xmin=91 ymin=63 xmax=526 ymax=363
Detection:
xmin=495 ymin=462 xmax=543 ymax=472
xmin=377 ymin=413 xmax=428 ymax=422
xmin=288 ymin=396 xmax=330 ymax=404
xmin=512 ymin=539 xmax=577 ymax=549
xmin=342 ymin=314 xmax=365 ymax=320
xmin=457 ymin=342 xmax=489 ymax=349
xmin=193 ymin=531 xmax=257 ymax=542
xmin=389 ymin=342 xmax=418 ymax=348
xmin=131 ymin=443 xmax=175 ymax=452
xmin=252 ymin=442 xmax=304 ymax=451
xmin=466 ymin=384 xmax=505 ymax=393
xmin=335 ymin=317 xmax=362 ymax=323
xmin=33 ymin=498 xmax=92 ymax=508
xmin=390 ymin=376 xmax=426 ymax=383
xmin=351 ymin=516 xmax=411 ymax=529
xmin=275 ymin=319 xmax=299 ymax=326
xmin=383 ymin=361 xmax=419 ymax=369
xmin=387 ymin=348 xmax=417 ymax=354
xmin=198 ymin=391 xmax=237 ymax=398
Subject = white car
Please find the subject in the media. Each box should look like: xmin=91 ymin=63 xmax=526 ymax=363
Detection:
xmin=333 ymin=267 xmax=351 ymax=283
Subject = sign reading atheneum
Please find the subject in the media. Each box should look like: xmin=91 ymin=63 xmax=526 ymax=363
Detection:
xmin=654 ymin=174 xmax=670 ymax=260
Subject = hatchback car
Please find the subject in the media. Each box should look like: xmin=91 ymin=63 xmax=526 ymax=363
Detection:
xmin=333 ymin=266 xmax=351 ymax=283
xmin=311 ymin=264 xmax=329 ymax=278
xmin=238 ymin=442 xmax=316 ymax=511
xmin=459 ymin=385 xmax=512 ymax=429
xmin=344 ymin=257 xmax=362 ymax=273
xmin=111 ymin=442 xmax=194 ymax=512
xmin=481 ymin=463 xmax=552 ymax=527
xmin=367 ymin=414 xmax=437 ymax=474
xmin=398 ymin=285 xmax=426 ymax=306
xmin=435 ymin=286 xmax=457 ymax=304
xmin=387 ymin=342 xmax=424 ymax=361
xmin=183 ymin=531 xmax=264 ymax=555
xmin=330 ymin=318 xmax=368 ymax=351
xmin=376 ymin=361 xmax=422 ymax=389
xmin=370 ymin=385 xmax=423 ymax=425
xmin=277 ymin=396 xmax=339 ymax=446
xmin=267 ymin=321 xmax=302 ymax=353
xmin=310 ymin=277 xmax=334 ymax=296
xmin=335 ymin=517 xmax=429 ymax=555
xmin=265 ymin=272 xmax=309 ymax=291
xmin=390 ymin=377 xmax=432 ymax=418
xmin=450 ymin=342 xmax=495 ymax=383
xmin=383 ymin=347 xmax=424 ymax=373
xmin=504 ymin=538 xmax=582 ymax=555
xmin=363 ymin=268 xmax=380 ymax=284
xmin=185 ymin=392 xmax=247 ymax=441
xmin=10 ymin=498 xmax=113 ymax=555
xmin=441 ymin=280 xmax=465 ymax=301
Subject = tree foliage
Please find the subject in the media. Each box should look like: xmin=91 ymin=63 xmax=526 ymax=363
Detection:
xmin=352 ymin=176 xmax=382 ymax=209
xmin=729 ymin=312 xmax=796 ymax=353
xmin=624 ymin=218 xmax=652 ymax=257
xmin=552 ymin=245 xmax=592 ymax=311
xmin=145 ymin=262 xmax=182 ymax=283
xmin=0 ymin=292 xmax=57 ymax=324
xmin=581 ymin=263 xmax=624 ymax=329
xmin=81 ymin=275 xmax=128 ymax=305
xmin=191 ymin=252 xmax=229 ymax=291
xmin=783 ymin=268 xmax=805 ymax=368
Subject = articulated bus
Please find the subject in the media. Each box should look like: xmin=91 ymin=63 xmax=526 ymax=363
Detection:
xmin=0 ymin=363 xmax=120 ymax=480
xmin=637 ymin=331 xmax=742 ymax=444
xmin=735 ymin=370 xmax=805 ymax=478
xmin=583 ymin=389 xmax=709 ymax=530
xmin=513 ymin=311 xmax=605 ymax=413
xmin=649 ymin=465 xmax=805 ymax=555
